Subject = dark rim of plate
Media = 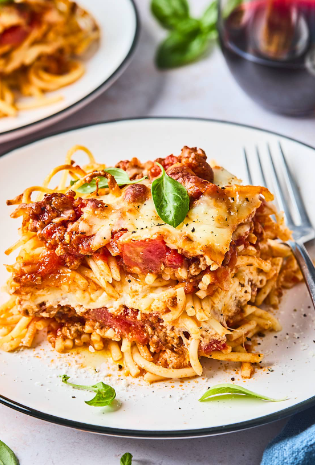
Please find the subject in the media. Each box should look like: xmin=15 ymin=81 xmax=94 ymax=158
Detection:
xmin=0 ymin=116 xmax=314 ymax=438
xmin=0 ymin=0 xmax=140 ymax=137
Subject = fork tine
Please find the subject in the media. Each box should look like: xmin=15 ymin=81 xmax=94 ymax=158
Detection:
xmin=256 ymin=146 xmax=276 ymax=203
xmin=278 ymin=142 xmax=311 ymax=226
xmin=267 ymin=144 xmax=294 ymax=227
xmin=244 ymin=148 xmax=253 ymax=185
xmin=256 ymin=146 xmax=267 ymax=187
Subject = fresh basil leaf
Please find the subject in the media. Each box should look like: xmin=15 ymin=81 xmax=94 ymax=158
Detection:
xmin=70 ymin=178 xmax=107 ymax=194
xmin=61 ymin=375 xmax=116 ymax=407
xmin=101 ymin=168 xmax=134 ymax=184
xmin=61 ymin=374 xmax=71 ymax=383
xmin=0 ymin=440 xmax=19 ymax=465
xmin=151 ymin=163 xmax=189 ymax=228
xmin=199 ymin=383 xmax=287 ymax=402
xmin=200 ymin=0 xmax=218 ymax=34
xmin=61 ymin=374 xmax=92 ymax=391
xmin=174 ymin=17 xmax=201 ymax=36
xmin=84 ymin=382 xmax=116 ymax=407
xmin=151 ymin=0 xmax=189 ymax=30
xmin=120 ymin=452 xmax=133 ymax=465
xmin=156 ymin=29 xmax=210 ymax=69
xmin=70 ymin=169 xmax=147 ymax=194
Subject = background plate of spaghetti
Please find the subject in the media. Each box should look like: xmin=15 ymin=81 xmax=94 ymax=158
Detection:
xmin=0 ymin=0 xmax=139 ymax=143
xmin=0 ymin=118 xmax=314 ymax=438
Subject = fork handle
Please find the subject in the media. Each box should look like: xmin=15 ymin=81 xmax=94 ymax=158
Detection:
xmin=289 ymin=241 xmax=315 ymax=308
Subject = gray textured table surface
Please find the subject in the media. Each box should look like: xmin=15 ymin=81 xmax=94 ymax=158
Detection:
xmin=1 ymin=0 xmax=314 ymax=463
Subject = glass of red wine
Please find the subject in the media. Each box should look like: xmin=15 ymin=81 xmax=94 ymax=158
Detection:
xmin=218 ymin=0 xmax=315 ymax=115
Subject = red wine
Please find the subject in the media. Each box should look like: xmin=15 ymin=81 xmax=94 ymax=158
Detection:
xmin=219 ymin=0 xmax=315 ymax=115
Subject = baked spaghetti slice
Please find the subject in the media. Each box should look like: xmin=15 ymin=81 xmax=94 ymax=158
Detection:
xmin=0 ymin=0 xmax=99 ymax=117
xmin=1 ymin=145 xmax=303 ymax=381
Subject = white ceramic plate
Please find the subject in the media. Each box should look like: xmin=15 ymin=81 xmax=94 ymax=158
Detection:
xmin=0 ymin=118 xmax=314 ymax=438
xmin=0 ymin=0 xmax=139 ymax=144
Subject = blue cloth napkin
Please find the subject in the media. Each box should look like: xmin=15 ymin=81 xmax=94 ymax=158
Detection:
xmin=261 ymin=407 xmax=315 ymax=465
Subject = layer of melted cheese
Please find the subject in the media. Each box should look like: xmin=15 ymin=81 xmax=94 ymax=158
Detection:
xmin=16 ymin=254 xmax=268 ymax=342
xmin=76 ymin=167 xmax=262 ymax=268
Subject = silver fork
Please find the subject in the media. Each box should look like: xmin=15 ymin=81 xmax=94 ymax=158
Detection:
xmin=244 ymin=142 xmax=315 ymax=308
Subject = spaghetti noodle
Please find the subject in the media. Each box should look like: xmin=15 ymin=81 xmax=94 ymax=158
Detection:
xmin=0 ymin=145 xmax=303 ymax=382
xmin=0 ymin=0 xmax=99 ymax=117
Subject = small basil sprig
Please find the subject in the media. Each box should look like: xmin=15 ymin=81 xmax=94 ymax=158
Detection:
xmin=61 ymin=375 xmax=116 ymax=407
xmin=151 ymin=0 xmax=189 ymax=29
xmin=151 ymin=0 xmax=218 ymax=69
xmin=156 ymin=28 xmax=212 ymax=69
xmin=151 ymin=163 xmax=189 ymax=228
xmin=0 ymin=440 xmax=19 ymax=465
xmin=70 ymin=168 xmax=146 ymax=194
xmin=199 ymin=383 xmax=287 ymax=402
xmin=120 ymin=452 xmax=133 ymax=465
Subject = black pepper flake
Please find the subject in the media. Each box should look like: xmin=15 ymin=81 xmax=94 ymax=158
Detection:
xmin=258 ymin=332 xmax=265 ymax=337
xmin=303 ymin=314 xmax=307 ymax=317
xmin=274 ymin=335 xmax=278 ymax=339
xmin=191 ymin=227 xmax=195 ymax=233
xmin=72 ymin=396 xmax=76 ymax=398
xmin=231 ymin=377 xmax=235 ymax=381
xmin=128 ymin=279 xmax=131 ymax=283
xmin=245 ymin=197 xmax=249 ymax=202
